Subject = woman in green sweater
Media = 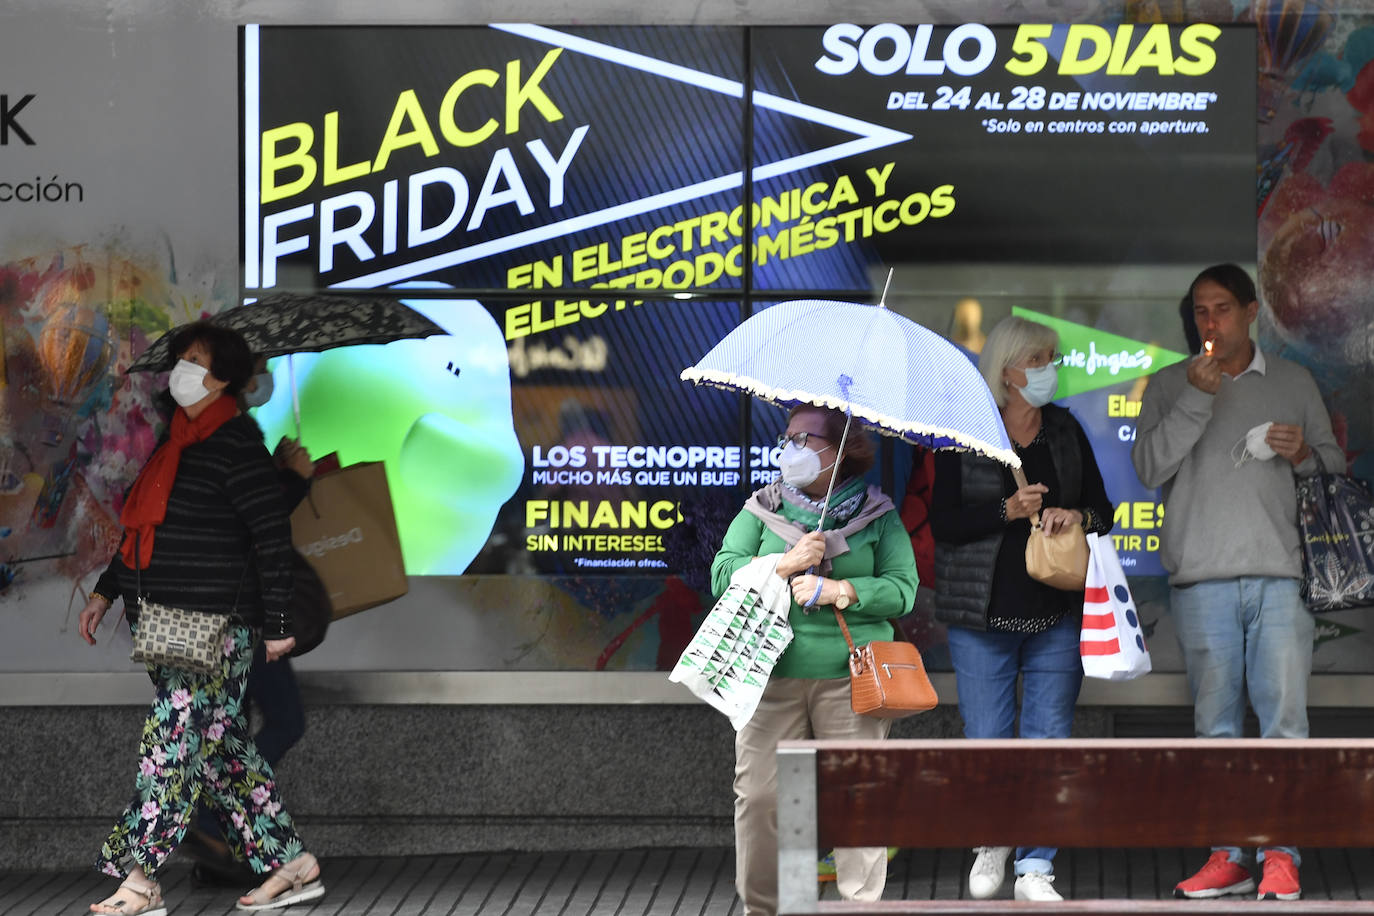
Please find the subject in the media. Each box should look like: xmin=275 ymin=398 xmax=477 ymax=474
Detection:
xmin=712 ymin=404 xmax=918 ymax=916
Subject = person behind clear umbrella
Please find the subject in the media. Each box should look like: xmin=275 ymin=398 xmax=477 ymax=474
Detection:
xmin=712 ymin=403 xmax=918 ymax=916
xmin=930 ymin=315 xmax=1114 ymax=902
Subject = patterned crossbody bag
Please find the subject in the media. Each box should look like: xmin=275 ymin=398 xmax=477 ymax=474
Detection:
xmin=129 ymin=532 xmax=242 ymax=675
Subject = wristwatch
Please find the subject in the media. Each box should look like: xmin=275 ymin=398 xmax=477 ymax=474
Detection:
xmin=835 ymin=590 xmax=851 ymax=610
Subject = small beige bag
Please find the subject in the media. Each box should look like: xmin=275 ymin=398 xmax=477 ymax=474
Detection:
xmin=1014 ymin=467 xmax=1088 ymax=591
xmin=128 ymin=531 xmax=235 ymax=675
xmin=130 ymin=599 xmax=231 ymax=675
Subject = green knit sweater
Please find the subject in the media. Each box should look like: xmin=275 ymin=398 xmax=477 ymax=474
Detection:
xmin=710 ymin=482 xmax=918 ymax=679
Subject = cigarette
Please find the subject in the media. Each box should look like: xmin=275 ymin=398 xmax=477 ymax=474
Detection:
xmin=1204 ymin=340 xmax=1214 ymax=355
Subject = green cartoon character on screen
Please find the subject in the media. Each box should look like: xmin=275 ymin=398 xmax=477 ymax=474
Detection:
xmin=253 ymin=297 xmax=524 ymax=575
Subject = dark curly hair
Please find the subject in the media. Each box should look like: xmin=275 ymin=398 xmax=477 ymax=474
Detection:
xmin=167 ymin=321 xmax=255 ymax=396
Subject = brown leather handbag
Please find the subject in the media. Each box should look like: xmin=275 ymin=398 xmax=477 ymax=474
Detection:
xmin=834 ymin=609 xmax=937 ymax=718
xmin=1014 ymin=467 xmax=1088 ymax=591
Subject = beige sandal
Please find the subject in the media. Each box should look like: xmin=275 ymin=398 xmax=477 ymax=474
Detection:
xmin=89 ymin=873 xmax=167 ymax=916
xmin=235 ymin=851 xmax=326 ymax=911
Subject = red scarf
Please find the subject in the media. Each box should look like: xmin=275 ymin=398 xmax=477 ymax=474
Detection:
xmin=119 ymin=394 xmax=238 ymax=570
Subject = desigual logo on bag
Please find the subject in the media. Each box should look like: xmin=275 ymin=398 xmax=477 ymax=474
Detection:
xmin=301 ymin=527 xmax=364 ymax=558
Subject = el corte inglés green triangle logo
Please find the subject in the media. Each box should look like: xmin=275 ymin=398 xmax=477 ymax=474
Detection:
xmin=1314 ymin=618 xmax=1360 ymax=647
xmin=1012 ymin=307 xmax=1187 ymax=399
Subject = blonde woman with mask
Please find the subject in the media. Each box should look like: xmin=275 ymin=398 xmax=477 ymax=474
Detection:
xmin=929 ymin=315 xmax=1114 ymax=902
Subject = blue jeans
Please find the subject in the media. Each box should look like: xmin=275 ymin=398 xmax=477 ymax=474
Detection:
xmin=946 ymin=613 xmax=1083 ymax=875
xmin=1170 ymin=576 xmax=1312 ymax=866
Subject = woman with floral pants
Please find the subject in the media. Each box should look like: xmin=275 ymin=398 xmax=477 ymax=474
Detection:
xmin=79 ymin=323 xmax=323 ymax=915
xmin=95 ymin=627 xmax=318 ymax=906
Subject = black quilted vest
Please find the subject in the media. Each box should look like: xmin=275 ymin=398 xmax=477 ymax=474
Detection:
xmin=933 ymin=405 xmax=1084 ymax=631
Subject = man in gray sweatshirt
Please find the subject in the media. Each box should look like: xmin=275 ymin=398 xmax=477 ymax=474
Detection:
xmin=1132 ymin=263 xmax=1341 ymax=904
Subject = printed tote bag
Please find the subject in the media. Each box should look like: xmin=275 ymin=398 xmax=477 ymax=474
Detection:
xmin=670 ymin=553 xmax=793 ymax=730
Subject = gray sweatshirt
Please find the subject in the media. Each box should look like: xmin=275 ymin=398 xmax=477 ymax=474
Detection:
xmin=1132 ymin=348 xmax=1342 ymax=586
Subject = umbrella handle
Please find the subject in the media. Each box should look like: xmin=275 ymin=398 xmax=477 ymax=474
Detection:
xmin=814 ymin=412 xmax=853 ymax=532
xmin=1011 ymin=465 xmax=1042 ymax=527
xmin=289 ymin=353 xmax=302 ymax=441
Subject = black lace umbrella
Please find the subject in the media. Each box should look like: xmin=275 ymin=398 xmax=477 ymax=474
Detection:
xmin=126 ymin=292 xmax=447 ymax=373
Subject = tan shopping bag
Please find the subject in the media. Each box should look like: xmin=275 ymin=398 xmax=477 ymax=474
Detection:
xmin=290 ymin=461 xmax=408 ymax=619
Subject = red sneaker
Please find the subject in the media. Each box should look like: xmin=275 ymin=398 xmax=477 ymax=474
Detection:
xmin=1174 ymin=851 xmax=1256 ymax=899
xmin=1257 ymin=851 xmax=1301 ymax=901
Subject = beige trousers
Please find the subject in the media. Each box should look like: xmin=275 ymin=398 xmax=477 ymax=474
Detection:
xmin=733 ymin=676 xmax=891 ymax=916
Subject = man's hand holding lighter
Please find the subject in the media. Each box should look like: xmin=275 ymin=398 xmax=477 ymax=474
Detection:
xmin=1187 ymin=339 xmax=1222 ymax=394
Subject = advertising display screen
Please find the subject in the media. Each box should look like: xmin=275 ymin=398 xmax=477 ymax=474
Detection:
xmin=248 ymin=24 xmax=1254 ymax=294
xmin=248 ymin=26 xmax=748 ymax=294
xmin=749 ymin=23 xmax=1255 ymax=283
xmin=241 ymin=23 xmax=1256 ymax=671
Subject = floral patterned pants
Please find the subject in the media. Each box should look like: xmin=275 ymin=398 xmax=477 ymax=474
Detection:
xmin=97 ymin=624 xmax=304 ymax=879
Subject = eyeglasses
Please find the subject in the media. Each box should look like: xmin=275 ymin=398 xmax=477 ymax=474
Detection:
xmin=777 ymin=431 xmax=828 ymax=449
xmin=1018 ymin=350 xmax=1064 ymax=369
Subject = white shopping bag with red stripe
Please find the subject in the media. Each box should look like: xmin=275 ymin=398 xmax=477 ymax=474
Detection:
xmin=1080 ymin=532 xmax=1151 ymax=680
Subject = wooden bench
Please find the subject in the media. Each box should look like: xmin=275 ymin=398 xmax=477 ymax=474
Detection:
xmin=777 ymin=738 xmax=1374 ymax=914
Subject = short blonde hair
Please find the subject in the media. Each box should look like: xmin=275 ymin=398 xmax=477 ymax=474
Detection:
xmin=977 ymin=316 xmax=1059 ymax=408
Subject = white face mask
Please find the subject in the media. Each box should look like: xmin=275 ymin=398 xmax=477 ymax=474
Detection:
xmin=1231 ymin=421 xmax=1276 ymax=467
xmin=1015 ymin=364 xmax=1059 ymax=408
xmin=778 ymin=441 xmax=835 ymax=488
xmin=168 ymin=359 xmax=212 ymax=408
xmin=242 ymin=372 xmax=274 ymax=408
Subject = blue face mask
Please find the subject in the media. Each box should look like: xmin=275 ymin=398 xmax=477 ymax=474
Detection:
xmin=1015 ymin=364 xmax=1058 ymax=407
xmin=242 ymin=372 xmax=274 ymax=408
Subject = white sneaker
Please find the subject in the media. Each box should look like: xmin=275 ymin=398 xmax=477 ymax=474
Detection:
xmin=968 ymin=846 xmax=1012 ymax=899
xmin=1014 ymin=872 xmax=1063 ymax=902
